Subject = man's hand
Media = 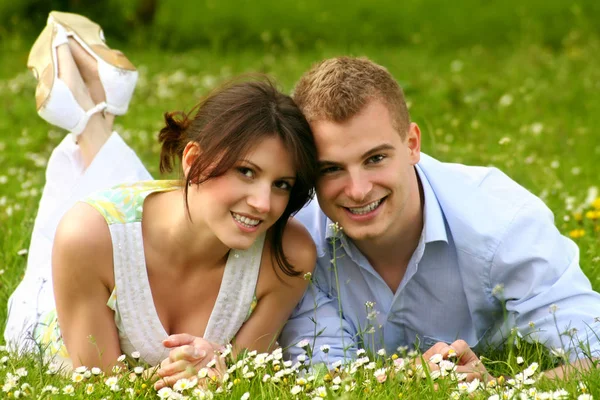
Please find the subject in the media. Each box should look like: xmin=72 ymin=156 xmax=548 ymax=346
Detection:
xmin=421 ymin=339 xmax=490 ymax=382
xmin=154 ymin=333 xmax=223 ymax=390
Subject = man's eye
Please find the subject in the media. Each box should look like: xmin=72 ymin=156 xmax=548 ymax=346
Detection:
xmin=237 ymin=167 xmax=254 ymax=178
xmin=367 ymin=155 xmax=385 ymax=164
xmin=320 ymin=166 xmax=341 ymax=175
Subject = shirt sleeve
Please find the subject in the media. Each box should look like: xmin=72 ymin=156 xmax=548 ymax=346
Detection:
xmin=279 ymin=272 xmax=358 ymax=366
xmin=490 ymin=197 xmax=600 ymax=362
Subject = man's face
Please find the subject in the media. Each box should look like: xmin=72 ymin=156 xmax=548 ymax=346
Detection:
xmin=312 ymin=99 xmax=421 ymax=243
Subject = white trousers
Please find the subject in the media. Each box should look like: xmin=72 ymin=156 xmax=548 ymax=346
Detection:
xmin=4 ymin=132 xmax=152 ymax=351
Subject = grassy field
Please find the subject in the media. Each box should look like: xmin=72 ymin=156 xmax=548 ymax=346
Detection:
xmin=1 ymin=7 xmax=600 ymax=398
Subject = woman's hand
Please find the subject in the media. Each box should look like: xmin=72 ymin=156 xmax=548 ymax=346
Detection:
xmin=421 ymin=339 xmax=491 ymax=382
xmin=154 ymin=333 xmax=224 ymax=389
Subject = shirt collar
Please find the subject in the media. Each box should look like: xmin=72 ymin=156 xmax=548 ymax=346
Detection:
xmin=416 ymin=163 xmax=448 ymax=244
xmin=324 ymin=164 xmax=448 ymax=246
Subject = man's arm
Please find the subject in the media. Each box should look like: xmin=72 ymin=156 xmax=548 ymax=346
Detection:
xmin=284 ymin=199 xmax=359 ymax=365
xmin=490 ymin=197 xmax=600 ymax=363
xmin=279 ymin=276 xmax=358 ymax=366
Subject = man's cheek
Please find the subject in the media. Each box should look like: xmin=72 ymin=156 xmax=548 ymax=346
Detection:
xmin=316 ymin=186 xmax=338 ymax=208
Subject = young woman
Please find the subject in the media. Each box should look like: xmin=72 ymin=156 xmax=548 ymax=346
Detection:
xmin=4 ymin=11 xmax=317 ymax=379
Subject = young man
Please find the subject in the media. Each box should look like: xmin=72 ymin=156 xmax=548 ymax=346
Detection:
xmin=279 ymin=56 xmax=600 ymax=378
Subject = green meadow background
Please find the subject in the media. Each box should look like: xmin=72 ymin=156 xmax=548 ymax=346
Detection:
xmin=0 ymin=0 xmax=600 ymax=398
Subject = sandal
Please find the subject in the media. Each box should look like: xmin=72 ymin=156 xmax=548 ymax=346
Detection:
xmin=48 ymin=11 xmax=138 ymax=116
xmin=27 ymin=23 xmax=107 ymax=137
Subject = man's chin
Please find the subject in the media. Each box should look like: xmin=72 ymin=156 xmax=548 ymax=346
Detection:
xmin=337 ymin=222 xmax=384 ymax=242
xmin=349 ymin=231 xmax=383 ymax=242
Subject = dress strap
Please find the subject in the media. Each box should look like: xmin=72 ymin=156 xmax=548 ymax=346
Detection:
xmin=204 ymin=233 xmax=266 ymax=344
xmin=111 ymin=222 xmax=169 ymax=366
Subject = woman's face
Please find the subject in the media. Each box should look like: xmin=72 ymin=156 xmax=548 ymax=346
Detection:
xmin=186 ymin=136 xmax=296 ymax=250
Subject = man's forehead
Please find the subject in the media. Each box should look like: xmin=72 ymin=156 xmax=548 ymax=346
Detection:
xmin=316 ymin=136 xmax=397 ymax=165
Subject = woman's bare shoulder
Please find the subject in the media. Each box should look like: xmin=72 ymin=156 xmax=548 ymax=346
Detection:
xmin=260 ymin=218 xmax=317 ymax=288
xmin=53 ymin=202 xmax=114 ymax=281
xmin=281 ymin=217 xmax=317 ymax=276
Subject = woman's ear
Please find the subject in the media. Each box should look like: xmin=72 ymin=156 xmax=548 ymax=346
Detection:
xmin=182 ymin=141 xmax=201 ymax=179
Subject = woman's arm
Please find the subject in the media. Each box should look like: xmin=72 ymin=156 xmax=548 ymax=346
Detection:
xmin=233 ymin=218 xmax=317 ymax=353
xmin=52 ymin=202 xmax=122 ymax=370
xmin=156 ymin=218 xmax=317 ymax=388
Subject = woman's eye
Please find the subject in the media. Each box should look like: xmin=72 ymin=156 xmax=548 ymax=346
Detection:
xmin=274 ymin=181 xmax=292 ymax=191
xmin=237 ymin=167 xmax=254 ymax=178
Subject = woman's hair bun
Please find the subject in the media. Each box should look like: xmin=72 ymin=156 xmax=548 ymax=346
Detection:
xmin=158 ymin=111 xmax=190 ymax=173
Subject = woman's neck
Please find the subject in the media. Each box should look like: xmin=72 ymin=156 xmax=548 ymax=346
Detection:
xmin=142 ymin=188 xmax=231 ymax=273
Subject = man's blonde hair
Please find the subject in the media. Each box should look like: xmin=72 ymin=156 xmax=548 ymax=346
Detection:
xmin=293 ymin=56 xmax=410 ymax=137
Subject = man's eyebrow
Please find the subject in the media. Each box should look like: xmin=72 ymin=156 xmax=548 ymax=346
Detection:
xmin=361 ymin=144 xmax=395 ymax=159
xmin=318 ymin=144 xmax=395 ymax=167
xmin=317 ymin=160 xmax=341 ymax=167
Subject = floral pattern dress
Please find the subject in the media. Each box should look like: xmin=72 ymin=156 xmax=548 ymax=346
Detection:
xmin=34 ymin=180 xmax=261 ymax=365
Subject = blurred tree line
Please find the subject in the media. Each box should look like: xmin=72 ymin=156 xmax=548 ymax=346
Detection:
xmin=1 ymin=0 xmax=598 ymax=52
xmin=0 ymin=0 xmax=156 ymax=44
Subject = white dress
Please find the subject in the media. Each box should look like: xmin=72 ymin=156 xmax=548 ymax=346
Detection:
xmin=4 ymin=133 xmax=262 ymax=366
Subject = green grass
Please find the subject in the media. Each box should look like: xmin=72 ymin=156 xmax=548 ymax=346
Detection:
xmin=1 ymin=17 xmax=600 ymax=399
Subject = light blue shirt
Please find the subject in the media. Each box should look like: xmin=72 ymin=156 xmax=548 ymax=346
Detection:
xmin=281 ymin=153 xmax=600 ymax=364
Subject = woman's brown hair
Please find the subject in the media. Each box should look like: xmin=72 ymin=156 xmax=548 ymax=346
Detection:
xmin=158 ymin=77 xmax=317 ymax=277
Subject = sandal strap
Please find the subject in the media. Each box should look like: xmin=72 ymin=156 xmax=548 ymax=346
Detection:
xmin=71 ymin=101 xmax=107 ymax=137
xmin=52 ymin=24 xmax=69 ymax=47
xmin=50 ymin=19 xmax=138 ymax=117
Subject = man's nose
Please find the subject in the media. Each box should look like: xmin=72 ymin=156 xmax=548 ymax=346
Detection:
xmin=345 ymin=170 xmax=373 ymax=203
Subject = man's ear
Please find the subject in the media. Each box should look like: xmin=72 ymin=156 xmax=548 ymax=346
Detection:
xmin=182 ymin=141 xmax=201 ymax=179
xmin=406 ymin=122 xmax=421 ymax=165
